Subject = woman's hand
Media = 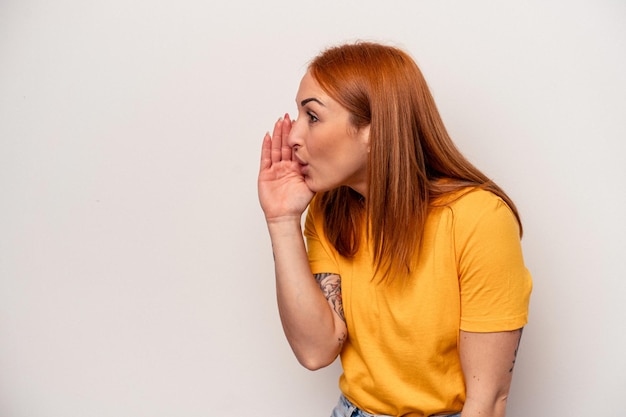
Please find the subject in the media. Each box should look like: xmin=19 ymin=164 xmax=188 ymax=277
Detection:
xmin=258 ymin=114 xmax=314 ymax=222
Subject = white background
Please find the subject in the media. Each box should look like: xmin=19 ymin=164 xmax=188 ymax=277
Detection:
xmin=1 ymin=1 xmax=625 ymax=415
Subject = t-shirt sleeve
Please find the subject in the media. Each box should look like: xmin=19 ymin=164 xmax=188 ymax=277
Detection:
xmin=453 ymin=190 xmax=533 ymax=332
xmin=304 ymin=202 xmax=341 ymax=275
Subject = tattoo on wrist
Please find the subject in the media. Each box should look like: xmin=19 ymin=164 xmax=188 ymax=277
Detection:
xmin=314 ymin=273 xmax=346 ymax=323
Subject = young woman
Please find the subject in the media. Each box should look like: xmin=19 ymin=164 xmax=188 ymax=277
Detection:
xmin=258 ymin=42 xmax=532 ymax=417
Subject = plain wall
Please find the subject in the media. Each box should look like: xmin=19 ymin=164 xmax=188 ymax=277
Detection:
xmin=1 ymin=0 xmax=624 ymax=415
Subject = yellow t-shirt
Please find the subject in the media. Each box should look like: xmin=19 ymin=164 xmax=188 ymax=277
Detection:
xmin=304 ymin=188 xmax=532 ymax=416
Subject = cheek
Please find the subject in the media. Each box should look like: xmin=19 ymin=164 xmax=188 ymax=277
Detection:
xmin=306 ymin=137 xmax=331 ymax=160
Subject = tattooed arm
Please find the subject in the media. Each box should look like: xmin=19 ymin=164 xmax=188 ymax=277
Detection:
xmin=267 ymin=215 xmax=348 ymax=370
xmin=459 ymin=328 xmax=524 ymax=417
xmin=259 ymin=116 xmax=347 ymax=370
xmin=314 ymin=273 xmax=347 ymax=345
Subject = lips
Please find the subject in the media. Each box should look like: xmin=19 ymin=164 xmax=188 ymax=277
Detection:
xmin=293 ymin=154 xmax=309 ymax=175
xmin=293 ymin=153 xmax=307 ymax=166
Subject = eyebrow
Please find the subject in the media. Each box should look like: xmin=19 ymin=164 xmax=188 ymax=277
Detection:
xmin=300 ymin=97 xmax=325 ymax=107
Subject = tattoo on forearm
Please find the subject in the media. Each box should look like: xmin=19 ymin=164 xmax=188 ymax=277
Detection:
xmin=314 ymin=273 xmax=346 ymax=324
xmin=509 ymin=328 xmax=524 ymax=373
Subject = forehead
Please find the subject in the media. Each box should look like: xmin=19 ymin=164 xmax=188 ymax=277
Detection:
xmin=295 ymin=72 xmax=329 ymax=104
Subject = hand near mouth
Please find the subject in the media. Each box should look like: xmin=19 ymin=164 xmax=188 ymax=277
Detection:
xmin=258 ymin=114 xmax=315 ymax=223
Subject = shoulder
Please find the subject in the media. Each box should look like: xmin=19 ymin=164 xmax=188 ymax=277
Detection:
xmin=446 ymin=188 xmax=521 ymax=254
xmin=432 ymin=186 xmax=507 ymax=212
xmin=444 ymin=187 xmax=521 ymax=241
xmin=449 ymin=187 xmax=508 ymax=213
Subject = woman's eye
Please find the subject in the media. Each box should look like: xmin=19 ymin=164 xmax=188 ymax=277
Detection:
xmin=307 ymin=111 xmax=319 ymax=123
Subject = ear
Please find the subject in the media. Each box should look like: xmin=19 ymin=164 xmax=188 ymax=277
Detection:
xmin=359 ymin=124 xmax=371 ymax=148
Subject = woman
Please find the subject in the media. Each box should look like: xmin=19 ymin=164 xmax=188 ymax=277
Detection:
xmin=258 ymin=42 xmax=532 ymax=417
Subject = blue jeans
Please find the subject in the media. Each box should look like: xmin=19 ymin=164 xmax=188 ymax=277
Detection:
xmin=330 ymin=394 xmax=461 ymax=417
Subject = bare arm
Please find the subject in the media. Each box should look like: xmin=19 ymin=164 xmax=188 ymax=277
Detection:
xmin=460 ymin=328 xmax=524 ymax=417
xmin=259 ymin=116 xmax=347 ymax=370
xmin=269 ymin=219 xmax=347 ymax=369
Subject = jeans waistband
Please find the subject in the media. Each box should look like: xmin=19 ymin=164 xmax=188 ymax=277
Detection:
xmin=333 ymin=394 xmax=461 ymax=417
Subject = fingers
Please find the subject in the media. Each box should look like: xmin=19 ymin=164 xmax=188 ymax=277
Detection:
xmin=260 ymin=132 xmax=272 ymax=171
xmin=267 ymin=114 xmax=294 ymax=166
xmin=281 ymin=114 xmax=293 ymax=161
xmin=270 ymin=117 xmax=284 ymax=164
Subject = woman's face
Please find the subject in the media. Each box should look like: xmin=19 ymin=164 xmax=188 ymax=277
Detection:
xmin=288 ymin=72 xmax=370 ymax=196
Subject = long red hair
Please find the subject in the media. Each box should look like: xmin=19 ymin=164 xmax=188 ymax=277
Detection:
xmin=309 ymin=42 xmax=522 ymax=281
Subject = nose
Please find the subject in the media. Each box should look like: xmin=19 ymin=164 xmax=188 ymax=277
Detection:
xmin=286 ymin=118 xmax=302 ymax=149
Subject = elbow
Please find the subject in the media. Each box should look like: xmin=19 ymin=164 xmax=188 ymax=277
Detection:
xmin=497 ymin=390 xmax=511 ymax=409
xmin=285 ymin=327 xmax=345 ymax=370
xmin=464 ymin=390 xmax=510 ymax=417
xmin=295 ymin=351 xmax=338 ymax=371
xmin=493 ymin=385 xmax=511 ymax=408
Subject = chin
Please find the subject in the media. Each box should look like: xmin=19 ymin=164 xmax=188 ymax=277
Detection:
xmin=305 ymin=177 xmax=345 ymax=194
xmin=305 ymin=181 xmax=330 ymax=194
